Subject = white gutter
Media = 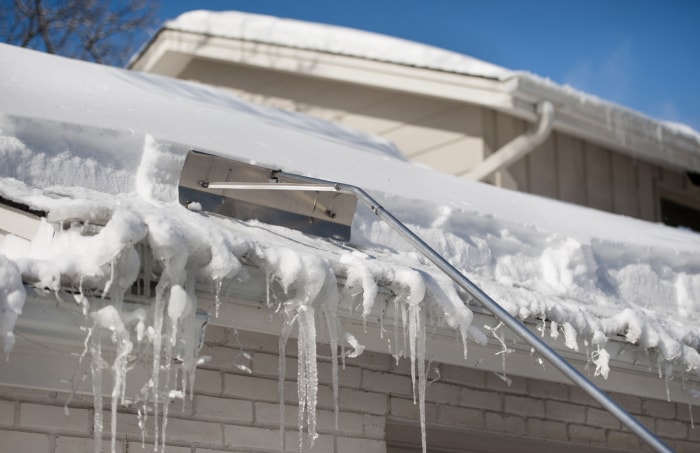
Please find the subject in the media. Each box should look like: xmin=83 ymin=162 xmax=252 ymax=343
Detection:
xmin=466 ymin=101 xmax=555 ymax=181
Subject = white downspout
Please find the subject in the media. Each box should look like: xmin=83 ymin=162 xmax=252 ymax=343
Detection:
xmin=466 ymin=101 xmax=555 ymax=182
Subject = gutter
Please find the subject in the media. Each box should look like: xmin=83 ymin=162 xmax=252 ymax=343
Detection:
xmin=466 ymin=101 xmax=554 ymax=181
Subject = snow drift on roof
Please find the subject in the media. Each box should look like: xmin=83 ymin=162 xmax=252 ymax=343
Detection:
xmin=2 ymin=42 xmax=700 ymax=452
xmin=164 ymin=9 xmax=510 ymax=80
xmin=3 ymin=43 xmax=700 ymax=387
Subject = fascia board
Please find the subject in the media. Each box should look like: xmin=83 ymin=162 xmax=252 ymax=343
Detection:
xmin=7 ymin=264 xmax=696 ymax=403
xmin=132 ymin=30 xmax=516 ymax=112
xmin=194 ymin=263 xmax=696 ymax=403
xmin=507 ymin=75 xmax=700 ymax=173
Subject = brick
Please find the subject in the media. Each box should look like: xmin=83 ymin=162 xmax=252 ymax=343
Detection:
xmin=338 ymin=388 xmax=388 ymax=415
xmin=223 ymin=374 xmax=277 ymax=401
xmin=20 ymin=402 xmax=90 ymax=434
xmin=203 ymin=325 xmax=229 ymax=345
xmin=234 ymin=330 xmax=286 ymax=355
xmin=437 ymin=405 xmax=483 ymax=429
xmin=0 ymin=429 xmax=50 ymax=452
xmin=676 ymin=402 xmax=700 ymax=423
xmin=117 ymin=412 xmax=222 ymax=447
xmin=344 ymin=351 xmax=392 ymax=371
xmin=485 ymin=413 xmax=526 ymax=435
xmin=504 ymin=395 xmax=544 ymax=418
xmin=568 ymin=424 xmax=605 ymax=446
xmin=255 ymin=401 xmax=364 ymax=436
xmin=199 ymin=345 xmax=240 ymax=372
xmin=193 ymin=369 xmax=222 ymax=395
xmin=656 ymin=419 xmax=688 ymax=439
xmin=256 ymin=401 xmax=298 ymax=429
xmin=568 ymin=387 xmax=594 ymax=405
xmin=586 ymin=407 xmax=621 ymax=429
xmin=129 ymin=442 xmax=191 ymax=453
xmin=316 ymin=409 xmax=363 ymax=435
xmin=165 ymin=417 xmax=223 ymax=446
xmin=363 ymin=414 xmax=385 ymax=439
xmin=458 ymin=387 xmax=501 ymax=411
xmin=527 ymin=419 xmax=567 ymax=441
xmin=0 ymin=400 xmax=14 ymax=426
xmin=426 ymin=381 xmax=461 ymax=404
xmin=326 ymin=363 xmax=362 ymax=389
xmin=389 ymin=356 xmax=414 ymax=376
xmin=546 ymin=400 xmax=585 ymax=424
xmin=608 ymin=392 xmax=642 ymax=414
xmin=362 ymin=370 xmax=413 ymax=396
xmin=527 ymin=379 xmax=569 ymax=401
xmin=252 ymin=352 xmax=293 ymax=378
xmin=486 ymin=372 xmax=527 ymax=394
xmin=439 ymin=364 xmax=486 ymax=388
xmin=194 ymin=395 xmax=252 ymax=423
xmin=337 ymin=436 xmax=385 ymax=453
xmin=688 ymin=423 xmax=700 ymax=441
xmin=390 ymin=397 xmax=438 ymax=423
xmin=223 ymin=424 xmax=280 ymax=450
xmin=607 ymin=430 xmax=641 ymax=450
xmin=55 ymin=436 xmax=121 ymax=453
xmin=642 ymin=399 xmax=675 ymax=419
xmin=285 ymin=431 xmax=334 ymax=453
xmin=675 ymin=439 xmax=700 ymax=453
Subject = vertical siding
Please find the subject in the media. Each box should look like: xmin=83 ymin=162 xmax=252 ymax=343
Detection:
xmin=527 ymin=135 xmax=558 ymax=199
xmin=611 ymin=153 xmax=639 ymax=217
xmin=584 ymin=143 xmax=614 ymax=212
xmin=178 ymin=58 xmax=700 ymax=225
xmin=490 ymin=109 xmax=528 ymax=191
xmin=636 ymin=162 xmax=660 ymax=222
xmin=555 ymin=133 xmax=586 ymax=206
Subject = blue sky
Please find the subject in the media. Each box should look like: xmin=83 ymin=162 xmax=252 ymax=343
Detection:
xmin=158 ymin=1 xmax=700 ymax=132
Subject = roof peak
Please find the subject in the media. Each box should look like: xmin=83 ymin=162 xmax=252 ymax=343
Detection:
xmin=165 ymin=9 xmax=510 ymax=79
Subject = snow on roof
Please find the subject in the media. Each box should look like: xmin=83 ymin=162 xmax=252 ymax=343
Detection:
xmin=163 ymin=10 xmax=510 ymax=80
xmin=2 ymin=42 xmax=699 ymax=452
xmin=3 ymin=41 xmax=700 ymax=367
xmin=157 ymin=10 xmax=700 ymax=149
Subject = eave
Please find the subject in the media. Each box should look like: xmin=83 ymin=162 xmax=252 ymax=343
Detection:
xmin=130 ymin=28 xmax=700 ymax=174
xmin=7 ymin=259 xmax=697 ymax=405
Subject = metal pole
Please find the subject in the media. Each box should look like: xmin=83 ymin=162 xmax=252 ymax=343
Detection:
xmin=275 ymin=172 xmax=672 ymax=453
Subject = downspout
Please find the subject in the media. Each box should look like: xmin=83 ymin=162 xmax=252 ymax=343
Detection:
xmin=466 ymin=101 xmax=555 ymax=181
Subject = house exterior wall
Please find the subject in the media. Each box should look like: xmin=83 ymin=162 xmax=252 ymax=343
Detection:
xmin=0 ymin=326 xmax=696 ymax=452
xmin=174 ymin=57 xmax=700 ymax=226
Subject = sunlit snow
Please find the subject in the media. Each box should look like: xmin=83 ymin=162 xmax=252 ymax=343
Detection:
xmin=1 ymin=44 xmax=700 ymax=452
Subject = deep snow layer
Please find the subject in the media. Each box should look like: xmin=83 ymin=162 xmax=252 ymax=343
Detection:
xmin=2 ymin=44 xmax=700 ymax=451
xmin=2 ymin=44 xmax=700 ymax=371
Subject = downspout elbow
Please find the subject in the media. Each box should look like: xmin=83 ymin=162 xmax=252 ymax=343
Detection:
xmin=466 ymin=101 xmax=555 ymax=182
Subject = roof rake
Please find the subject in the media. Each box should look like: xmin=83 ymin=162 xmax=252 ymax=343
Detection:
xmin=178 ymin=149 xmax=671 ymax=453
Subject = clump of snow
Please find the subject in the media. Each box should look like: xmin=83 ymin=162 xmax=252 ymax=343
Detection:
xmin=0 ymin=255 xmax=25 ymax=355
xmin=162 ymin=10 xmax=509 ymax=80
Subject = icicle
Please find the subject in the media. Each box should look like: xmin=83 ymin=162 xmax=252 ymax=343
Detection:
xmin=89 ymin=327 xmax=104 ymax=453
xmin=485 ymin=322 xmax=513 ymax=386
xmin=213 ymin=279 xmax=223 ymax=318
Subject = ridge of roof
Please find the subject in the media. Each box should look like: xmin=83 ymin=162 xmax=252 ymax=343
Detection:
xmin=164 ymin=9 xmax=510 ymax=80
xmin=158 ymin=9 xmax=700 ymax=152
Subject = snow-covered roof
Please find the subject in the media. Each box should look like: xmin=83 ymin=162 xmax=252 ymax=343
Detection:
xmin=2 ymin=44 xmax=700 ymax=389
xmin=162 ymin=10 xmax=510 ymax=80
xmin=135 ymin=10 xmax=700 ymax=172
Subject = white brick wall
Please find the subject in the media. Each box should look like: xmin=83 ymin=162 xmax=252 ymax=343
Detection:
xmin=0 ymin=325 xmax=697 ymax=452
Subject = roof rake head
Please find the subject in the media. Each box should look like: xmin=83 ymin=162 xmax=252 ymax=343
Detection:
xmin=178 ymin=150 xmax=358 ymax=241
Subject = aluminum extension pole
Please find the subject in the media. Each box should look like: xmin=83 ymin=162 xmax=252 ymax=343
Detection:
xmin=274 ymin=172 xmax=672 ymax=453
